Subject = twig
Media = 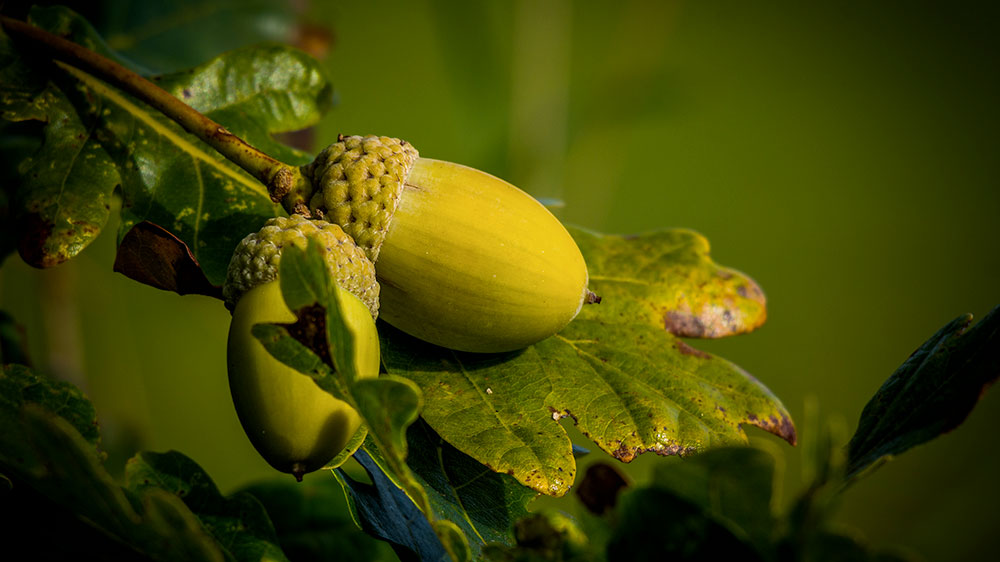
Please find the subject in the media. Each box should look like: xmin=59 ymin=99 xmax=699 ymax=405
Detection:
xmin=0 ymin=15 xmax=310 ymax=207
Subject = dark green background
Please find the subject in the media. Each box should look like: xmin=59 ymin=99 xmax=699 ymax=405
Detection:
xmin=1 ymin=1 xmax=997 ymax=559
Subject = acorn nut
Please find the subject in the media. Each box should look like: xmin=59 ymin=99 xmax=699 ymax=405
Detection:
xmin=223 ymin=214 xmax=379 ymax=316
xmin=297 ymin=135 xmax=595 ymax=353
xmin=224 ymin=216 xmax=380 ymax=480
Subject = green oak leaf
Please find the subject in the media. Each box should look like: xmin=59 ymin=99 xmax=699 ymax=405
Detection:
xmin=482 ymin=510 xmax=593 ymax=562
xmin=381 ymin=227 xmax=793 ymax=496
xmin=326 ymin=426 xmax=368 ymax=470
xmin=0 ymin=365 xmax=287 ymax=562
xmin=0 ymin=26 xmax=48 ymax=120
xmin=240 ymin=475 xmax=398 ymax=562
xmin=648 ymin=447 xmax=779 ymax=555
xmin=0 ymin=363 xmax=100 ymax=452
xmin=405 ymin=419 xmax=537 ymax=558
xmin=2 ymin=13 xmax=123 ymax=268
xmin=846 ymin=305 xmax=1000 ymax=479
xmin=9 ymin=84 xmax=120 ymax=267
xmin=1 ymin=6 xmax=333 ymax=281
xmin=126 ymin=451 xmax=289 ymax=562
xmin=96 ymin=0 xmax=297 ymax=74
xmin=343 ymin=420 xmax=535 ymax=559
xmin=571 ymin=226 xmax=767 ymax=337
xmin=98 ymin=38 xmax=330 ymax=284
xmin=381 ymin=319 xmax=793 ymax=497
xmin=608 ymin=485 xmax=765 ymax=562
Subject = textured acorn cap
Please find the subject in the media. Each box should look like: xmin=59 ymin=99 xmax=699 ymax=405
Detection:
xmin=301 ymin=135 xmax=419 ymax=262
xmin=223 ymin=215 xmax=379 ymax=317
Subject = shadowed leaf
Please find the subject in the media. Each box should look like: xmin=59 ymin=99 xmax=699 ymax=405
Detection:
xmin=649 ymin=447 xmax=778 ymax=553
xmin=114 ymin=221 xmax=222 ymax=298
xmin=126 ymin=451 xmax=288 ymax=562
xmin=0 ymin=365 xmax=290 ymax=561
xmin=0 ymin=364 xmax=99 ymax=450
xmin=240 ymin=476 xmax=397 ymax=562
xmin=335 ymin=449 xmax=449 ymax=562
xmin=5 ymin=82 xmax=118 ymax=268
xmin=95 ymin=0 xmax=296 ymax=74
xmin=846 ymin=305 xmax=1000 ymax=479
xmin=405 ymin=419 xmax=537 ymax=557
xmin=0 ymin=311 xmax=32 ymax=367
xmin=608 ymin=486 xmax=764 ymax=562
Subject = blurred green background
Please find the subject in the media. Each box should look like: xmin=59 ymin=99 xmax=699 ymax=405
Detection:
xmin=1 ymin=0 xmax=998 ymax=559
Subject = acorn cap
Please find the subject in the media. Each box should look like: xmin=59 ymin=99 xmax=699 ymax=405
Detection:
xmin=222 ymin=215 xmax=380 ymax=317
xmin=302 ymin=135 xmax=419 ymax=262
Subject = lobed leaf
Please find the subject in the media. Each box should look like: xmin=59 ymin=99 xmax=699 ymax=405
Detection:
xmin=846 ymin=305 xmax=1000 ymax=479
xmin=381 ymin=314 xmax=794 ymax=497
xmin=570 ymin=226 xmax=767 ymax=338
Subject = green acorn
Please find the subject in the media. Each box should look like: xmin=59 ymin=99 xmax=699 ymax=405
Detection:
xmin=296 ymin=135 xmax=594 ymax=353
xmin=224 ymin=215 xmax=380 ymax=480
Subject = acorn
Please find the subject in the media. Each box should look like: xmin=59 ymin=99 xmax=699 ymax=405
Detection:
xmin=223 ymin=214 xmax=379 ymax=316
xmin=224 ymin=216 xmax=380 ymax=480
xmin=296 ymin=135 xmax=594 ymax=353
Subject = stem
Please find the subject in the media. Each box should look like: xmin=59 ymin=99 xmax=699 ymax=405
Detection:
xmin=0 ymin=15 xmax=311 ymax=208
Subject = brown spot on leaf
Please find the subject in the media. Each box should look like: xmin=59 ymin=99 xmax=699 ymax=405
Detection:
xmin=746 ymin=412 xmax=797 ymax=446
xmin=675 ymin=340 xmax=711 ymax=359
xmin=653 ymin=442 xmax=697 ymax=457
xmin=612 ymin=438 xmax=697 ymax=462
xmin=663 ymin=310 xmax=708 ymax=337
xmin=611 ymin=441 xmax=637 ymax=462
xmin=113 ymin=221 xmax=222 ymax=298
xmin=16 ymin=212 xmax=56 ymax=268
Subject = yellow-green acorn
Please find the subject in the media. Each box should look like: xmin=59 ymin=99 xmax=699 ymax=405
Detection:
xmin=298 ymin=135 xmax=594 ymax=353
xmin=224 ymin=216 xmax=380 ymax=480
